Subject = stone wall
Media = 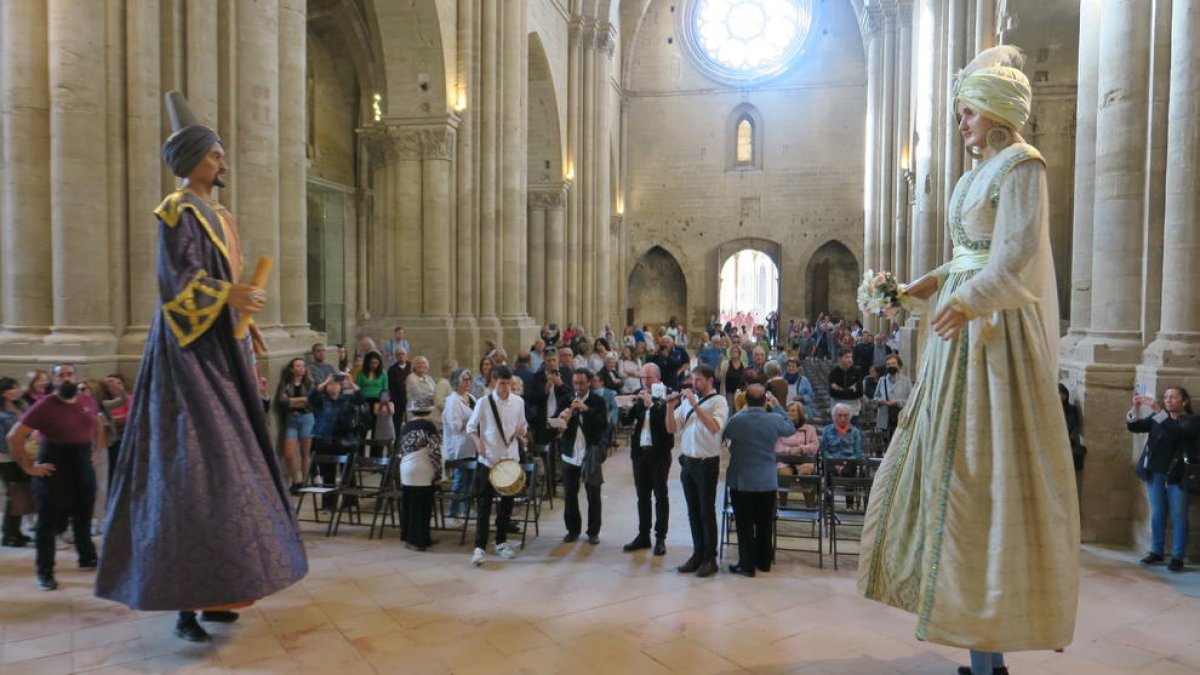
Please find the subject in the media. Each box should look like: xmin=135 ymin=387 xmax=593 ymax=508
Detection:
xmin=622 ymin=0 xmax=866 ymax=331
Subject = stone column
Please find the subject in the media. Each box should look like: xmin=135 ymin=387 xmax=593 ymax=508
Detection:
xmin=940 ymin=0 xmax=968 ymax=260
xmin=862 ymin=9 xmax=881 ymax=282
xmin=0 ymin=0 xmax=52 ymax=339
xmin=499 ymin=0 xmax=527 ymax=321
xmin=875 ymin=11 xmax=896 ymax=282
xmin=478 ymin=0 xmax=499 ymax=323
xmin=394 ymin=130 xmax=423 ymax=316
xmin=421 ymin=126 xmax=455 ymax=317
xmin=235 ymin=0 xmax=282 ymax=330
xmin=545 ymin=187 xmax=567 ymax=326
xmin=185 ymin=0 xmax=219 ymax=124
xmin=527 ymin=191 xmax=549 ymax=322
xmin=594 ymin=25 xmax=615 ymax=333
xmin=278 ymin=0 xmax=309 ymax=334
xmin=580 ymin=23 xmax=596 ymax=330
xmin=1081 ymin=0 xmax=1152 ymax=360
xmin=891 ymin=4 xmax=913 ymax=281
xmin=455 ymin=0 xmax=477 ymax=321
xmin=1063 ymin=0 xmax=1101 ymax=349
xmin=1140 ymin=0 xmax=1174 ymax=346
xmin=910 ymin=0 xmax=943 ymax=280
xmin=120 ymin=0 xmax=161 ymax=350
xmin=566 ymin=18 xmax=583 ymax=324
xmin=48 ymin=0 xmax=112 ymax=342
xmin=1145 ymin=0 xmax=1200 ymax=366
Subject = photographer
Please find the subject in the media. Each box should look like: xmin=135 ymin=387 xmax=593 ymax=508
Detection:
xmin=1129 ymin=387 xmax=1200 ymax=572
xmin=649 ymin=334 xmax=690 ymax=390
xmin=309 ymin=374 xmax=364 ymax=509
xmin=528 ymin=349 xmax=572 ymax=497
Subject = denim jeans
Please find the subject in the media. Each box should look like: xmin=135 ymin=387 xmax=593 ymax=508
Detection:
xmin=1147 ymin=470 xmax=1190 ymax=558
xmin=448 ymin=463 xmax=474 ymax=518
xmin=969 ymin=650 xmax=1005 ymax=674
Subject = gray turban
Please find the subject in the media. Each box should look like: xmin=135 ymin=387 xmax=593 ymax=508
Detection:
xmin=161 ymin=126 xmax=221 ymax=178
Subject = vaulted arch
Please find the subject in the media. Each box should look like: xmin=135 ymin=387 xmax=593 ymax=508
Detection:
xmin=628 ymin=246 xmax=688 ymax=329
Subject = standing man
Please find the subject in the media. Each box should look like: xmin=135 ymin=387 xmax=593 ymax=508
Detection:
xmin=6 ymin=364 xmax=100 ymax=591
xmin=466 ymin=366 xmax=526 ymax=566
xmin=95 ymin=91 xmax=307 ymax=641
xmin=306 ymin=343 xmax=337 ymax=384
xmin=557 ymin=369 xmax=608 ymax=545
xmin=528 ymin=349 xmax=571 ymax=498
xmin=665 ymin=365 xmax=729 ymax=578
xmin=387 ymin=348 xmax=413 ymax=435
xmin=722 ymin=384 xmax=802 ymax=577
xmin=621 ymin=363 xmax=673 ymax=556
xmin=382 ymin=326 xmax=411 ymax=367
xmin=650 ymin=335 xmax=690 ymax=390
xmin=873 ymin=355 xmax=912 ymax=442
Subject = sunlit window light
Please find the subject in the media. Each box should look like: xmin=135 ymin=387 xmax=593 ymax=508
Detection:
xmin=689 ymin=0 xmax=813 ymax=80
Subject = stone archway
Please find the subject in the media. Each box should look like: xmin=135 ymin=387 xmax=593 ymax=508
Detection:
xmin=527 ymin=32 xmax=567 ymax=326
xmin=806 ymin=240 xmax=859 ymax=320
xmin=628 ymin=247 xmax=687 ymax=329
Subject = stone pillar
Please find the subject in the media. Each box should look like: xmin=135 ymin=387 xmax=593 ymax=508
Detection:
xmin=235 ymin=0 xmax=282 ymax=331
xmin=545 ymin=189 xmax=567 ymax=327
xmin=278 ymin=0 xmax=309 ymax=335
xmin=185 ymin=0 xmax=219 ymax=124
xmin=120 ymin=0 xmax=161 ymax=350
xmin=594 ymin=25 xmax=616 ymax=333
xmin=478 ymin=0 xmax=499 ymax=324
xmin=0 ymin=0 xmax=52 ymax=340
xmin=421 ymin=126 xmax=455 ymax=317
xmin=1080 ymin=0 xmax=1152 ymax=360
xmin=1145 ymin=0 xmax=1200 ymax=367
xmin=875 ymin=14 xmax=895 ymax=281
xmin=1140 ymin=0 xmax=1175 ymax=347
xmin=395 ymin=131 xmax=424 ymax=316
xmin=580 ymin=22 xmax=597 ymax=331
xmin=48 ymin=0 xmax=112 ymax=342
xmin=527 ymin=192 xmax=548 ymax=322
xmin=940 ymin=0 xmax=968 ymax=261
xmin=566 ymin=18 xmax=583 ymax=325
xmin=862 ymin=9 xmax=881 ymax=284
xmin=455 ymin=0 xmax=477 ymax=324
xmin=1063 ymin=0 xmax=1101 ymax=349
xmin=891 ymin=5 xmax=913 ymax=282
xmin=499 ymin=0 xmax=527 ymax=321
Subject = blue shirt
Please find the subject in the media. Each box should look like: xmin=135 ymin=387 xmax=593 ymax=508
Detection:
xmin=788 ymin=376 xmax=815 ymax=407
xmin=820 ymin=424 xmax=863 ymax=460
xmin=309 ymin=391 xmax=364 ymax=442
xmin=722 ymin=407 xmax=794 ymax=492
xmin=698 ymin=346 xmax=722 ymax=371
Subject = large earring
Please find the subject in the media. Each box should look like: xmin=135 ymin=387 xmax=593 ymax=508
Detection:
xmin=986 ymin=126 xmax=1013 ymax=150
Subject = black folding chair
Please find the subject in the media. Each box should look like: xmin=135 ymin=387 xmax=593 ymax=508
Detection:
xmin=327 ymin=455 xmax=391 ymax=537
xmin=295 ymin=453 xmax=350 ymax=523
xmin=824 ymin=457 xmax=876 ymax=570
xmin=774 ymin=454 xmax=824 ymax=567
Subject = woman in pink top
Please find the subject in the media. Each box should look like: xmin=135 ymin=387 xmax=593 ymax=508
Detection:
xmin=776 ymin=403 xmax=820 ymax=506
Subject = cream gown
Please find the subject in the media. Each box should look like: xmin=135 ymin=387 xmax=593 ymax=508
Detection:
xmin=858 ymin=142 xmax=1079 ymax=652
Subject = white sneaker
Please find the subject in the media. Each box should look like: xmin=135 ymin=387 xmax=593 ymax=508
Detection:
xmin=444 ymin=517 xmax=462 ymax=527
xmin=496 ymin=542 xmax=518 ymax=560
xmin=470 ymin=547 xmax=486 ymax=567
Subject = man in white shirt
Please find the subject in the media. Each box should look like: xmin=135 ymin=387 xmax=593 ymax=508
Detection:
xmin=466 ymin=366 xmax=527 ymax=566
xmin=665 ymin=364 xmax=729 ymax=578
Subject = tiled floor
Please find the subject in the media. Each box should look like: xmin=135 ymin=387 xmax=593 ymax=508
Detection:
xmin=2 ymin=453 xmax=1198 ymax=674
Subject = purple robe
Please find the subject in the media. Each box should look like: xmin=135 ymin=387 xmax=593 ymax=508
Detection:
xmin=95 ymin=190 xmax=307 ymax=610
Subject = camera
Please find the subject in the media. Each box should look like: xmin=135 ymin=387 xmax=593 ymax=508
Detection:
xmin=334 ymin=373 xmax=346 ymax=383
xmin=650 ymin=382 xmax=667 ymax=400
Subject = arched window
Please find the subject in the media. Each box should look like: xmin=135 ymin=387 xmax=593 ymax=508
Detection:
xmin=727 ymin=104 xmax=763 ymax=171
xmin=736 ymin=117 xmax=753 ymax=165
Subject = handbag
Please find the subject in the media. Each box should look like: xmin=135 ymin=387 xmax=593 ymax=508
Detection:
xmin=1182 ymin=455 xmax=1200 ymax=496
xmin=1134 ymin=444 xmax=1152 ymax=482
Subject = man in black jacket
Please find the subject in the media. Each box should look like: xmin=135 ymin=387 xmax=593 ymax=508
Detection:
xmin=556 ymin=368 xmax=609 ymax=544
xmin=620 ymin=362 xmax=673 ymax=556
xmin=528 ymin=350 xmax=571 ymax=497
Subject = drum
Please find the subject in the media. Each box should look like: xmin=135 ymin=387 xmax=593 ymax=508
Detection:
xmin=488 ymin=459 xmax=526 ymax=497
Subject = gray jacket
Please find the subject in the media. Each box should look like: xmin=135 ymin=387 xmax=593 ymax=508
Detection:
xmin=722 ymin=407 xmax=795 ymax=492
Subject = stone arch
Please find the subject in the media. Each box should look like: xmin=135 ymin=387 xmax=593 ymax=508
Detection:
xmin=527 ymin=32 xmax=566 ymax=325
xmin=628 ymin=246 xmax=687 ymax=329
xmin=716 ymin=237 xmax=782 ymax=325
xmin=366 ymin=0 xmax=449 ymax=117
xmin=806 ymin=240 xmax=860 ymax=320
xmin=527 ymin=33 xmax=564 ymax=183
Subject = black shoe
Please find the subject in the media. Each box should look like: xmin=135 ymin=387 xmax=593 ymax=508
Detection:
xmin=653 ymin=539 xmax=667 ymax=556
xmin=79 ymin=558 xmax=98 ymax=570
xmin=175 ymin=613 xmax=211 ymax=641
xmin=956 ymin=668 xmax=1008 ymax=675
xmin=623 ymin=536 xmax=651 ymax=552
xmin=696 ymin=558 xmax=718 ymax=578
xmin=1169 ymin=557 xmax=1185 ymax=572
xmin=586 ymin=536 xmax=600 ymax=545
xmin=562 ymin=533 xmax=579 ymax=543
xmin=728 ymin=563 xmax=756 ymax=578
xmin=506 ymin=523 xmax=522 ymax=534
xmin=199 ymin=610 xmax=240 ymax=623
xmin=289 ymin=483 xmax=301 ymax=496
xmin=36 ymin=573 xmax=57 ymax=591
xmin=1141 ymin=552 xmax=1166 ymax=565
xmin=2 ymin=535 xmax=29 ymax=548
xmin=756 ymin=562 xmax=771 ymax=573
xmin=676 ymin=556 xmax=701 ymax=573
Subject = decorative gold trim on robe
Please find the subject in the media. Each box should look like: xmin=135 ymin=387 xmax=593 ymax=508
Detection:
xmin=155 ymin=191 xmax=233 ymax=268
xmin=162 ymin=270 xmax=231 ymax=348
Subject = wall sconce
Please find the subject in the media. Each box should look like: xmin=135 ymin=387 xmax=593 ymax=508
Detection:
xmin=564 ymin=163 xmax=575 ymax=181
xmin=372 ymin=93 xmax=383 ymax=122
xmin=453 ymin=92 xmax=467 ymax=112
xmin=615 ymin=198 xmax=624 ymax=215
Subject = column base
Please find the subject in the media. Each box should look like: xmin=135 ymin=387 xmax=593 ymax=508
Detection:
xmin=452 ymin=316 xmax=480 ymax=366
xmin=1141 ymin=333 xmax=1200 ymax=371
xmin=498 ymin=315 xmax=540 ymax=356
xmin=1070 ymin=331 xmax=1144 ymax=365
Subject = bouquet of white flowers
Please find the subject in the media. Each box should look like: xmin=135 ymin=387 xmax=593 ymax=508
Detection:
xmin=857 ymin=270 xmax=903 ymax=319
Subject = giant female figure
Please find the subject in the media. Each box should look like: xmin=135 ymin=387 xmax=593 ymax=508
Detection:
xmin=858 ymin=47 xmax=1078 ymax=675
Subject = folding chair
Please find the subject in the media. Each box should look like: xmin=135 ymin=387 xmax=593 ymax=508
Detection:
xmin=718 ymin=484 xmax=736 ymax=560
xmin=368 ymin=453 xmax=404 ymax=539
xmin=327 ymin=455 xmax=391 ymax=537
xmin=824 ymin=458 xmax=876 ymax=570
xmin=774 ymin=455 xmax=824 ymax=567
xmin=509 ymin=461 xmax=541 ymax=548
xmin=295 ymin=453 xmax=350 ymax=522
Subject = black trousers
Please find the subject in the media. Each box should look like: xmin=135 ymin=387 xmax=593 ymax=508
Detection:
xmin=32 ymin=444 xmax=96 ymax=574
xmin=0 ymin=462 xmax=29 ymax=541
xmin=631 ymin=450 xmax=670 ymax=540
xmin=679 ymin=455 xmax=720 ymax=559
xmin=562 ymin=461 xmax=601 ymax=538
xmin=473 ymin=464 xmax=514 ymax=549
xmin=400 ymin=484 xmax=434 ymax=547
xmin=730 ymin=489 xmax=775 ymax=570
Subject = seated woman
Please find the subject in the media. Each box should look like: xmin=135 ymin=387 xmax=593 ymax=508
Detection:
xmin=776 ymin=403 xmax=820 ymax=507
xmin=398 ymin=397 xmax=442 ymax=551
xmin=820 ymin=403 xmax=863 ymax=470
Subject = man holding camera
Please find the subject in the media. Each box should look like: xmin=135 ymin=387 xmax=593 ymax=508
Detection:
xmin=529 ymin=349 xmax=572 ymax=498
xmin=650 ymin=334 xmax=690 ymax=391
xmin=620 ymin=362 xmax=674 ymax=556
xmin=665 ymin=364 xmax=728 ymax=578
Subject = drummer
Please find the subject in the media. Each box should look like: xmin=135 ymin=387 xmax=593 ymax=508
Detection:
xmin=465 ymin=365 xmax=527 ymax=567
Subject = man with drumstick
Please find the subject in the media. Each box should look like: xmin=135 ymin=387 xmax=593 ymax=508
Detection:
xmin=466 ymin=365 xmax=527 ymax=566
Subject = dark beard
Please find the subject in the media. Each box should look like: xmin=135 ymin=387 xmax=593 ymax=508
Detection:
xmin=213 ymin=176 xmax=227 ymax=188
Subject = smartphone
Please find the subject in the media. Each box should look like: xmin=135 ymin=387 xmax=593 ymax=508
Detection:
xmin=1135 ymin=383 xmax=1147 ymax=396
xmin=380 ymin=391 xmax=390 ymax=403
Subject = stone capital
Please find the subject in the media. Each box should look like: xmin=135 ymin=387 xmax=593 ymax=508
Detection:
xmin=528 ymin=181 xmax=569 ymax=210
xmin=597 ymin=23 xmax=617 ymax=58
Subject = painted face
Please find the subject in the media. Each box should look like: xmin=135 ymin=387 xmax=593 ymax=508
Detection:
xmin=188 ymin=142 xmax=228 ymax=189
xmin=955 ymin=101 xmax=995 ymax=151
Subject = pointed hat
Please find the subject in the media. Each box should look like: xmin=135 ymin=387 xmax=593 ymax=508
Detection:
xmin=161 ymin=90 xmax=222 ymax=178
